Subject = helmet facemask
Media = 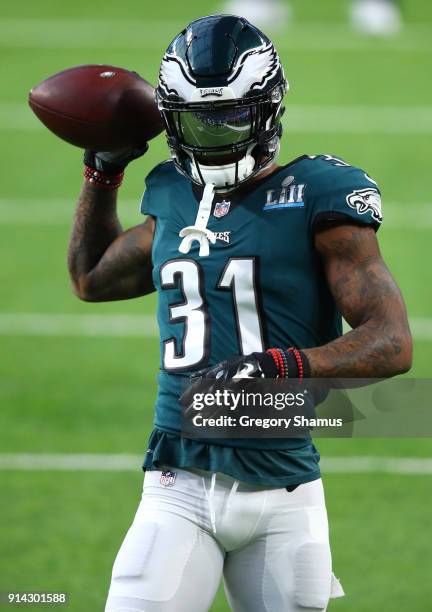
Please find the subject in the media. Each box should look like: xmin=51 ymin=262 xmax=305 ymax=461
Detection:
xmin=158 ymin=84 xmax=286 ymax=192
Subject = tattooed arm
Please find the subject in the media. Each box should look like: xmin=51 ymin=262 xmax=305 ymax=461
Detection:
xmin=68 ymin=181 xmax=155 ymax=301
xmin=303 ymin=224 xmax=412 ymax=377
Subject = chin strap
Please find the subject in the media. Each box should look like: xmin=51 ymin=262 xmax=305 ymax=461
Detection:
xmin=179 ymin=183 xmax=216 ymax=257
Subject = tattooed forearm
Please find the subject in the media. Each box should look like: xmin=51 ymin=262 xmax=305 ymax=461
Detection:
xmin=303 ymin=225 xmax=412 ymax=378
xmin=68 ymin=181 xmax=122 ymax=290
xmin=67 ymin=181 xmax=154 ymax=301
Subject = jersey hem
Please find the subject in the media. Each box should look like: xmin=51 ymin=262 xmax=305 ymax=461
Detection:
xmin=143 ymin=459 xmax=321 ymax=488
xmin=142 ymin=429 xmax=321 ymax=488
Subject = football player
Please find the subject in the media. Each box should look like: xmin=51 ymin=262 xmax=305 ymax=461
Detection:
xmin=68 ymin=15 xmax=412 ymax=612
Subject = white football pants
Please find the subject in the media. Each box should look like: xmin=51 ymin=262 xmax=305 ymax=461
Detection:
xmin=105 ymin=468 xmax=343 ymax=612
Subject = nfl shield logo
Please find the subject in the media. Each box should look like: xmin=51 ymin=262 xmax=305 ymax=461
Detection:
xmin=160 ymin=470 xmax=177 ymax=487
xmin=214 ymin=200 xmax=231 ymax=218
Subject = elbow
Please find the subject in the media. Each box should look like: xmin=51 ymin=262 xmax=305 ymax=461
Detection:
xmin=390 ymin=330 xmax=413 ymax=376
xmin=70 ymin=276 xmax=100 ymax=302
xmin=73 ymin=289 xmax=98 ymax=303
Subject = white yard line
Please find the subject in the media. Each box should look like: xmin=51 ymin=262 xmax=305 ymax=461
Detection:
xmin=0 ymin=313 xmax=158 ymax=337
xmin=3 ymin=103 xmax=432 ymax=134
xmin=0 ymin=103 xmax=43 ymax=131
xmin=284 ymin=106 xmax=432 ymax=134
xmin=408 ymin=318 xmax=432 ymax=340
xmin=322 ymin=457 xmax=432 ymax=474
xmin=0 ymin=19 xmax=430 ymax=51
xmin=0 ymin=454 xmax=144 ymax=471
xmin=0 ymin=199 xmax=431 ymax=228
xmin=0 ymin=453 xmax=431 ymax=473
xmin=0 ymin=313 xmax=430 ymax=340
xmin=0 ymin=19 xmax=183 ymax=50
xmin=0 ymin=198 xmax=141 ymax=226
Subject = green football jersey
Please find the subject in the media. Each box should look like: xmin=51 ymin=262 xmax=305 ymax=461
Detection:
xmin=140 ymin=154 xmax=382 ymax=486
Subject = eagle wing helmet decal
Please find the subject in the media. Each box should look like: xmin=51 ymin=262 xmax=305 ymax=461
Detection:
xmin=346 ymin=188 xmax=383 ymax=223
xmin=159 ymin=43 xmax=282 ymax=100
xmin=159 ymin=54 xmax=197 ymax=100
xmin=227 ymin=44 xmax=282 ymax=97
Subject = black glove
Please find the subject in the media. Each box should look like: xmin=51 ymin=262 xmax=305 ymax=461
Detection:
xmin=84 ymin=144 xmax=149 ymax=175
xmin=191 ymin=352 xmax=279 ymax=381
xmin=191 ymin=348 xmax=311 ymax=382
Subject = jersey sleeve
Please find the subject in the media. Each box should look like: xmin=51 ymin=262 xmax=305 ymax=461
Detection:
xmin=140 ymin=160 xmax=175 ymax=218
xmin=307 ymin=156 xmax=383 ymax=232
xmin=140 ymin=182 xmax=153 ymax=216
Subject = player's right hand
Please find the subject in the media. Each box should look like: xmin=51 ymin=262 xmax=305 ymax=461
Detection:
xmin=84 ymin=144 xmax=149 ymax=176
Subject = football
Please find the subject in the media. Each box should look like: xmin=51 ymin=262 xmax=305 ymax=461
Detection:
xmin=28 ymin=64 xmax=164 ymax=151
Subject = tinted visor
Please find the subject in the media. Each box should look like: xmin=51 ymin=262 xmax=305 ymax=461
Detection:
xmin=173 ymin=107 xmax=255 ymax=150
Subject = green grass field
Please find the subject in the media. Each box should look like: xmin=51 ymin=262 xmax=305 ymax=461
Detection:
xmin=0 ymin=0 xmax=431 ymax=610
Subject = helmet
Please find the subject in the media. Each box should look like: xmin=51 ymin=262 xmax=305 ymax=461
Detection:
xmin=156 ymin=14 xmax=288 ymax=192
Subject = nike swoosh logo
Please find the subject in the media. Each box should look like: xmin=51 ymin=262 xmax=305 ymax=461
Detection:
xmin=233 ymin=363 xmax=255 ymax=378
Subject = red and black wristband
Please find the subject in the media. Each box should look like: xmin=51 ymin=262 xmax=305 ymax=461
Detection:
xmin=266 ymin=347 xmax=311 ymax=382
xmin=83 ymin=165 xmax=124 ymax=190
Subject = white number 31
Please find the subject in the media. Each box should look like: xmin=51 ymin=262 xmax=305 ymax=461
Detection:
xmin=160 ymin=258 xmax=264 ymax=371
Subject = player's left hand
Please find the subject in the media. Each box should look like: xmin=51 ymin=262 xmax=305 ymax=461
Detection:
xmin=191 ymin=352 xmax=279 ymax=381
